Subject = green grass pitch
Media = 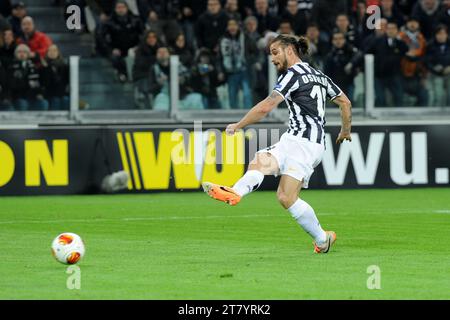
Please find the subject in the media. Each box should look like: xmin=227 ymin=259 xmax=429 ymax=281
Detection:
xmin=0 ymin=188 xmax=449 ymax=300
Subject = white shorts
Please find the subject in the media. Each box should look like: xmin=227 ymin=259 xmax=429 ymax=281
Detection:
xmin=256 ymin=132 xmax=325 ymax=188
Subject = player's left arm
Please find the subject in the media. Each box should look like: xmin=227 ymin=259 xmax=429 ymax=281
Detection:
xmin=332 ymin=93 xmax=352 ymax=145
xmin=226 ymin=91 xmax=284 ymax=134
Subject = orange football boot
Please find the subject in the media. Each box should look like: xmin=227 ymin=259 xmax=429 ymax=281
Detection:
xmin=313 ymin=231 xmax=337 ymax=254
xmin=202 ymin=182 xmax=242 ymax=206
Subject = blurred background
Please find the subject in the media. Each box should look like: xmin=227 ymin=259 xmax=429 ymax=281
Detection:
xmin=0 ymin=0 xmax=448 ymax=125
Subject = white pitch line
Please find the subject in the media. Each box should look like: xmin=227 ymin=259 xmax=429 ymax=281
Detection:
xmin=3 ymin=209 xmax=446 ymax=225
xmin=0 ymin=214 xmax=286 ymax=225
xmin=434 ymin=210 xmax=450 ymax=214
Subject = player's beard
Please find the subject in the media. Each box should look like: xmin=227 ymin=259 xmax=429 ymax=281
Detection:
xmin=278 ymin=54 xmax=288 ymax=73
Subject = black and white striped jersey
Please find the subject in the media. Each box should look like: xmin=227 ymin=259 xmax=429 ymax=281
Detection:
xmin=273 ymin=62 xmax=343 ymax=145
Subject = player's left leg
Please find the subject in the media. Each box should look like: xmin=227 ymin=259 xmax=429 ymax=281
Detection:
xmin=277 ymin=175 xmax=336 ymax=253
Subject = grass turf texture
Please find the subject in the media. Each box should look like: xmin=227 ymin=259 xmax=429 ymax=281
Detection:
xmin=0 ymin=188 xmax=449 ymax=300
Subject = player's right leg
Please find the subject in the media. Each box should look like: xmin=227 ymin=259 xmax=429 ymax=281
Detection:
xmin=202 ymin=152 xmax=279 ymax=206
xmin=277 ymin=175 xmax=336 ymax=254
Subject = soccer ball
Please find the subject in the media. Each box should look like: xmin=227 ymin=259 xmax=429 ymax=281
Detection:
xmin=51 ymin=233 xmax=85 ymax=265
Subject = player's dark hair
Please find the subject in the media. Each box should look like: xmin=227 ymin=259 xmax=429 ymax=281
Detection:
xmin=270 ymin=34 xmax=309 ymax=58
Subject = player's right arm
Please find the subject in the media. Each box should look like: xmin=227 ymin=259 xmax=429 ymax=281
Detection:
xmin=226 ymin=91 xmax=284 ymax=134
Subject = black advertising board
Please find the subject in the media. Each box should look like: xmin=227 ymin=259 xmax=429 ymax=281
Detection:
xmin=0 ymin=124 xmax=449 ymax=195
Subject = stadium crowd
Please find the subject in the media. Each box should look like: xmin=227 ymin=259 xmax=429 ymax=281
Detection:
xmin=0 ymin=0 xmax=449 ymax=111
xmin=0 ymin=1 xmax=69 ymax=111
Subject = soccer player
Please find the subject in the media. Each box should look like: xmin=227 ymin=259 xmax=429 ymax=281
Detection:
xmin=202 ymin=34 xmax=352 ymax=254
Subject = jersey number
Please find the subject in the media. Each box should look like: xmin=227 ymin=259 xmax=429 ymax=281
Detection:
xmin=310 ymin=85 xmax=326 ymax=118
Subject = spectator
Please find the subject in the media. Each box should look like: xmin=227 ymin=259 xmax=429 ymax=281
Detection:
xmin=278 ymin=20 xmax=295 ymax=35
xmin=0 ymin=0 xmax=11 ymax=18
xmin=89 ymin=1 xmax=115 ymax=55
xmin=148 ymin=46 xmax=172 ymax=109
xmin=363 ymin=22 xmax=409 ymax=106
xmin=244 ymin=15 xmax=266 ymax=103
xmin=0 ymin=14 xmax=10 ymax=32
xmin=41 ymin=44 xmax=69 ymax=110
xmin=191 ymin=48 xmax=223 ymax=109
xmin=195 ymin=0 xmax=229 ymax=53
xmin=399 ymin=18 xmax=428 ymax=106
xmin=304 ymin=23 xmax=330 ymax=68
xmin=411 ymin=0 xmax=442 ymax=39
xmin=86 ymin=0 xmax=115 ymax=17
xmin=397 ymin=0 xmax=417 ymax=17
xmin=324 ymin=32 xmax=360 ymax=102
xmin=333 ymin=14 xmax=358 ymax=48
xmin=425 ymin=25 xmax=450 ymax=106
xmin=225 ymin=0 xmax=242 ymax=21
xmin=438 ymin=0 xmax=450 ymax=27
xmin=7 ymin=44 xmax=48 ymax=111
xmin=178 ymin=1 xmax=198 ymax=47
xmin=0 ymin=31 xmax=10 ymax=110
xmin=98 ymin=0 xmax=143 ymax=82
xmin=380 ymin=0 xmax=405 ymax=27
xmin=254 ymin=0 xmax=280 ymax=35
xmin=0 ymin=29 xmax=16 ymax=67
xmin=137 ymin=0 xmax=182 ymax=45
xmin=137 ymin=0 xmax=180 ymax=21
xmin=219 ymin=18 xmax=256 ymax=109
xmin=132 ymin=30 xmax=161 ymax=108
xmin=17 ymin=16 xmax=53 ymax=60
xmin=7 ymin=1 xmax=26 ymax=38
xmin=281 ymin=0 xmax=309 ymax=36
xmin=352 ymin=0 xmax=372 ymax=47
xmin=240 ymin=0 xmax=255 ymax=17
xmin=0 ymin=57 xmax=9 ymax=110
xmin=85 ymin=0 xmax=114 ymax=25
xmin=360 ymin=18 xmax=388 ymax=51
xmin=244 ymin=16 xmax=261 ymax=42
xmin=311 ymin=0 xmax=348 ymax=42
xmin=266 ymin=0 xmax=280 ymax=16
xmin=133 ymin=30 xmax=161 ymax=82
xmin=143 ymin=6 xmax=165 ymax=41
xmin=170 ymin=33 xmax=195 ymax=68
xmin=182 ymin=0 xmax=207 ymax=20
xmin=296 ymin=0 xmax=315 ymax=18
xmin=148 ymin=46 xmax=202 ymax=110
